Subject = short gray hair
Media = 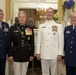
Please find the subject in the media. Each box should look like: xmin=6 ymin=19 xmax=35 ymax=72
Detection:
xmin=0 ymin=9 xmax=3 ymax=14
xmin=28 ymin=18 xmax=34 ymax=25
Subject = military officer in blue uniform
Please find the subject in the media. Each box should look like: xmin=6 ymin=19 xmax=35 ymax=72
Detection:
xmin=7 ymin=11 xmax=34 ymax=75
xmin=0 ymin=9 xmax=9 ymax=75
xmin=64 ymin=11 xmax=76 ymax=75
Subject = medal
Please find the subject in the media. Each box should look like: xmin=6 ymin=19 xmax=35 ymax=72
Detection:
xmin=21 ymin=40 xmax=25 ymax=47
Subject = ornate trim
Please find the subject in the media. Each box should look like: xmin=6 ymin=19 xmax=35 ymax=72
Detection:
xmin=58 ymin=0 xmax=63 ymax=23
xmin=6 ymin=0 xmax=11 ymax=22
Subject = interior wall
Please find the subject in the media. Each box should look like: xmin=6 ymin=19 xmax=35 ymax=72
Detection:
xmin=19 ymin=9 xmax=37 ymax=26
xmin=0 ymin=0 xmax=5 ymax=21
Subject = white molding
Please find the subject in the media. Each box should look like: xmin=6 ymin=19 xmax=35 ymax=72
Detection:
xmin=11 ymin=0 xmax=58 ymax=3
xmin=12 ymin=2 xmax=58 ymax=23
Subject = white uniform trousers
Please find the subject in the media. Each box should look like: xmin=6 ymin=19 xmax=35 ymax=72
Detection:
xmin=13 ymin=61 xmax=29 ymax=75
xmin=41 ymin=59 xmax=58 ymax=75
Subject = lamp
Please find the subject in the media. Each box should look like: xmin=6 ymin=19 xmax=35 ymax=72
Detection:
xmin=36 ymin=8 xmax=46 ymax=19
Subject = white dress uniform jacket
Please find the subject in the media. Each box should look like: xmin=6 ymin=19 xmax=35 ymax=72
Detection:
xmin=36 ymin=20 xmax=64 ymax=59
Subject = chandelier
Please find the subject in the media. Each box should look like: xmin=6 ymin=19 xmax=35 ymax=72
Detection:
xmin=36 ymin=8 xmax=46 ymax=19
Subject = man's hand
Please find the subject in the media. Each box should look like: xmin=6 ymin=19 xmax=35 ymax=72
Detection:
xmin=6 ymin=54 xmax=8 ymax=60
xmin=57 ymin=55 xmax=62 ymax=62
xmin=29 ymin=56 xmax=34 ymax=61
xmin=8 ymin=56 xmax=13 ymax=62
xmin=36 ymin=54 xmax=40 ymax=60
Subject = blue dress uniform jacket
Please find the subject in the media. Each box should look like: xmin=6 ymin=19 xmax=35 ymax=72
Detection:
xmin=0 ymin=22 xmax=9 ymax=59
xmin=0 ymin=22 xmax=9 ymax=75
xmin=64 ymin=25 xmax=76 ymax=67
xmin=7 ymin=24 xmax=34 ymax=62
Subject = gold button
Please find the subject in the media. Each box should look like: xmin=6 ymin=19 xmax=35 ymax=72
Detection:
xmin=15 ymin=34 xmax=17 ymax=35
xmin=0 ymin=45 xmax=2 ymax=47
xmin=47 ymin=40 xmax=49 ymax=41
xmin=22 ymin=36 xmax=24 ymax=38
xmin=21 ymin=32 xmax=24 ymax=35
xmin=71 ymin=42 xmax=73 ymax=44
xmin=47 ymin=46 xmax=49 ymax=47
xmin=70 ymin=51 xmax=72 ymax=53
xmin=48 ymin=33 xmax=49 ymax=35
xmin=22 ymin=27 xmax=24 ymax=29
xmin=72 ymin=37 xmax=74 ymax=39
xmin=70 ymin=46 xmax=72 ymax=48
xmin=22 ymin=40 xmax=24 ymax=42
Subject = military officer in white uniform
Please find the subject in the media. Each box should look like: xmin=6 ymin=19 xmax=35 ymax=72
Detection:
xmin=36 ymin=7 xmax=64 ymax=75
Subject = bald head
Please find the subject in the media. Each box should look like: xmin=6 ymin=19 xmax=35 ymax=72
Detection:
xmin=46 ymin=7 xmax=54 ymax=20
xmin=46 ymin=7 xmax=54 ymax=13
xmin=18 ymin=11 xmax=27 ymax=25
xmin=18 ymin=11 xmax=26 ymax=16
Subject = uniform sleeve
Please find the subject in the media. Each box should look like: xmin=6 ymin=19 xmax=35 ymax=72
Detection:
xmin=58 ymin=24 xmax=64 ymax=55
xmin=36 ymin=25 xmax=41 ymax=54
xmin=62 ymin=27 xmax=66 ymax=58
xmin=6 ymin=23 xmax=10 ymax=54
xmin=7 ymin=27 xmax=13 ymax=56
xmin=64 ymin=27 xmax=66 ymax=52
xmin=29 ymin=27 xmax=34 ymax=56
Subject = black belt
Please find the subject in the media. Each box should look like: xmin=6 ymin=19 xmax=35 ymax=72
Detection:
xmin=13 ymin=43 xmax=25 ymax=47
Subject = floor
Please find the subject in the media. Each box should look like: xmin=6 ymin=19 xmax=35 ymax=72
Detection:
xmin=27 ymin=68 xmax=42 ymax=75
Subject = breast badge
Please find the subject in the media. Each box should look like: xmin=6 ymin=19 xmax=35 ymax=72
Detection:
xmin=4 ymin=25 xmax=8 ymax=32
xmin=52 ymin=26 xmax=57 ymax=32
xmin=66 ymin=31 xmax=70 ymax=34
xmin=52 ymin=26 xmax=57 ymax=35
xmin=25 ymin=28 xmax=32 ymax=35
xmin=14 ymin=30 xmax=19 ymax=32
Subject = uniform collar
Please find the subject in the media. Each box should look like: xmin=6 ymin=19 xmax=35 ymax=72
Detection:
xmin=0 ymin=22 xmax=2 ymax=29
xmin=46 ymin=19 xmax=55 ymax=23
xmin=46 ymin=19 xmax=55 ymax=25
xmin=73 ymin=25 xmax=76 ymax=30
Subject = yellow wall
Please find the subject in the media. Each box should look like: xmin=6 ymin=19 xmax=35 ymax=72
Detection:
xmin=58 ymin=0 xmax=63 ymax=23
xmin=6 ymin=0 xmax=11 ymax=22
xmin=5 ymin=0 xmax=63 ymax=23
xmin=0 ymin=0 xmax=6 ymax=21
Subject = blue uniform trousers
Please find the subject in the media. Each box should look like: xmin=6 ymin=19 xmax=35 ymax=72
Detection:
xmin=66 ymin=65 xmax=76 ymax=75
xmin=0 ymin=58 xmax=6 ymax=75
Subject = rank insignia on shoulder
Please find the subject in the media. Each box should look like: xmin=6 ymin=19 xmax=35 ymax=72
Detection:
xmin=14 ymin=30 xmax=19 ymax=32
xmin=66 ymin=31 xmax=70 ymax=34
xmin=52 ymin=26 xmax=57 ymax=32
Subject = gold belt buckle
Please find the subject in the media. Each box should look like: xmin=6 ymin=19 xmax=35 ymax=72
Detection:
xmin=21 ymin=43 xmax=25 ymax=47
